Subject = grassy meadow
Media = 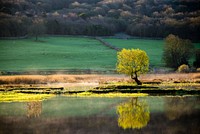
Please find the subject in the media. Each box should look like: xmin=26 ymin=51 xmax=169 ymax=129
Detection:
xmin=104 ymin=38 xmax=200 ymax=67
xmin=0 ymin=37 xmax=116 ymax=72
xmin=104 ymin=38 xmax=164 ymax=67
xmin=0 ymin=36 xmax=199 ymax=73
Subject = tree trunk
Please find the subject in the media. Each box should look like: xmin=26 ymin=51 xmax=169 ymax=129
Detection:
xmin=133 ymin=77 xmax=142 ymax=85
xmin=131 ymin=72 xmax=142 ymax=85
xmin=35 ymin=35 xmax=38 ymax=41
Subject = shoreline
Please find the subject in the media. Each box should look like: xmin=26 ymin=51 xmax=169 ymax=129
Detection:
xmin=0 ymin=73 xmax=199 ymax=102
xmin=0 ymin=73 xmax=199 ymax=92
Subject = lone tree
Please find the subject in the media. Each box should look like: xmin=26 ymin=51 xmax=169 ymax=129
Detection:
xmin=117 ymin=48 xmax=149 ymax=85
xmin=163 ymin=34 xmax=194 ymax=68
xmin=28 ymin=18 xmax=46 ymax=41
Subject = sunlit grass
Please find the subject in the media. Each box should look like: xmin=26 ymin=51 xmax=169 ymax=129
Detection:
xmin=0 ymin=92 xmax=54 ymax=102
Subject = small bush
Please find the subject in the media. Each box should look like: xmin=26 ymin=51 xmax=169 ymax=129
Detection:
xmin=177 ymin=64 xmax=190 ymax=73
xmin=0 ymin=71 xmax=6 ymax=75
xmin=197 ymin=68 xmax=200 ymax=72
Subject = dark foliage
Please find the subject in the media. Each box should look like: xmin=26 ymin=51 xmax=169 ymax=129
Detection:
xmin=163 ymin=34 xmax=194 ymax=68
xmin=193 ymin=49 xmax=200 ymax=68
xmin=0 ymin=0 xmax=200 ymax=41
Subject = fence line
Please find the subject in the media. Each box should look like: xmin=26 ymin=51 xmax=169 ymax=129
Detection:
xmin=95 ymin=37 xmax=121 ymax=51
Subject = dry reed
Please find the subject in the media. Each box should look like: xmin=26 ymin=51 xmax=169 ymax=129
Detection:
xmin=0 ymin=75 xmax=127 ymax=85
xmin=0 ymin=73 xmax=199 ymax=85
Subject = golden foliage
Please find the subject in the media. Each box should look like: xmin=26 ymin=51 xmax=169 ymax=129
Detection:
xmin=117 ymin=98 xmax=150 ymax=129
xmin=116 ymin=48 xmax=149 ymax=77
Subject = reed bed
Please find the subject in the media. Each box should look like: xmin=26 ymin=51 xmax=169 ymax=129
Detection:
xmin=0 ymin=75 xmax=127 ymax=85
xmin=0 ymin=73 xmax=199 ymax=85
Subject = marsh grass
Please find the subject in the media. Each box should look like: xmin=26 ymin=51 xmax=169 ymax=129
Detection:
xmin=97 ymin=81 xmax=200 ymax=91
xmin=0 ymin=73 xmax=199 ymax=102
xmin=65 ymin=92 xmax=148 ymax=97
xmin=192 ymin=73 xmax=200 ymax=79
xmin=0 ymin=75 xmax=90 ymax=84
xmin=0 ymin=92 xmax=54 ymax=102
xmin=159 ymin=82 xmax=200 ymax=90
xmin=0 ymin=75 xmax=46 ymax=84
xmin=0 ymin=74 xmax=128 ymax=85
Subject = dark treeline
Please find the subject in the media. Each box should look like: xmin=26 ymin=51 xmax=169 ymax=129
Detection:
xmin=0 ymin=0 xmax=200 ymax=41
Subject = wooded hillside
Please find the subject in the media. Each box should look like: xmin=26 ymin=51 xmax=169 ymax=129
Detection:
xmin=0 ymin=0 xmax=200 ymax=41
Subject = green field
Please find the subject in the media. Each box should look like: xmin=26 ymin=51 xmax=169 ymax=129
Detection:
xmin=0 ymin=37 xmax=199 ymax=72
xmin=104 ymin=38 xmax=200 ymax=67
xmin=0 ymin=37 xmax=116 ymax=72
xmin=104 ymin=38 xmax=164 ymax=67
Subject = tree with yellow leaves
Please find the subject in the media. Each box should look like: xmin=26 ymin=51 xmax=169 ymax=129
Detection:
xmin=116 ymin=48 xmax=149 ymax=85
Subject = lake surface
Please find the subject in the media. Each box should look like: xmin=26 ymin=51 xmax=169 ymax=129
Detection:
xmin=0 ymin=95 xmax=199 ymax=134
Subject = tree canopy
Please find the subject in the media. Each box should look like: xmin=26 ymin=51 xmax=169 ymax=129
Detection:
xmin=116 ymin=48 xmax=149 ymax=85
xmin=162 ymin=34 xmax=194 ymax=68
xmin=28 ymin=18 xmax=46 ymax=41
xmin=0 ymin=0 xmax=200 ymax=41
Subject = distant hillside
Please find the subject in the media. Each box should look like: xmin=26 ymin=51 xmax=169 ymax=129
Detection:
xmin=0 ymin=0 xmax=200 ymax=41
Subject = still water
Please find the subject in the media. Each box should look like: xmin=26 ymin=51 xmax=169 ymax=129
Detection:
xmin=0 ymin=95 xmax=200 ymax=134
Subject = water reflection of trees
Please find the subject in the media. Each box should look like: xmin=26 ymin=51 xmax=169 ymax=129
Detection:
xmin=116 ymin=98 xmax=150 ymax=129
xmin=165 ymin=97 xmax=196 ymax=120
xmin=26 ymin=101 xmax=42 ymax=118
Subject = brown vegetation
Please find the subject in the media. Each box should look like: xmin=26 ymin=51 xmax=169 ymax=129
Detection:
xmin=0 ymin=74 xmax=127 ymax=86
xmin=0 ymin=73 xmax=199 ymax=87
xmin=140 ymin=73 xmax=200 ymax=83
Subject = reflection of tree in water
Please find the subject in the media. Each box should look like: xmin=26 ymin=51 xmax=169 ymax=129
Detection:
xmin=27 ymin=101 xmax=42 ymax=118
xmin=165 ymin=97 xmax=196 ymax=120
xmin=116 ymin=98 xmax=150 ymax=129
